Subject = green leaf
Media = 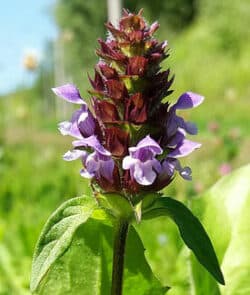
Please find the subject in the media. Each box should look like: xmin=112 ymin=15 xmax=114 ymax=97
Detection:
xmin=189 ymin=164 xmax=250 ymax=294
xmin=31 ymin=195 xmax=167 ymax=294
xmin=35 ymin=219 xmax=110 ymax=295
xmin=30 ymin=195 xmax=97 ymax=292
xmin=35 ymin=223 xmax=167 ymax=294
xmin=123 ymin=226 xmax=169 ymax=295
xmin=143 ymin=196 xmax=224 ymax=285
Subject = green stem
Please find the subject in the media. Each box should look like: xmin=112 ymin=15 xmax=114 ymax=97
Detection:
xmin=111 ymin=218 xmax=129 ymax=295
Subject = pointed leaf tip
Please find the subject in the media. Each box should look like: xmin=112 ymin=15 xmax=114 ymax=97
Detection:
xmin=143 ymin=196 xmax=225 ymax=285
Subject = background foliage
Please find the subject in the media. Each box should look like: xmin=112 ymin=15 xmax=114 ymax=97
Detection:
xmin=0 ymin=0 xmax=250 ymax=294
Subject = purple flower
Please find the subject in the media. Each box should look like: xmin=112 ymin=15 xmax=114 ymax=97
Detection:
xmin=80 ymin=151 xmax=114 ymax=181
xmin=122 ymin=135 xmax=162 ymax=185
xmin=64 ymin=135 xmax=115 ymax=182
xmin=58 ymin=106 xmax=96 ymax=139
xmin=166 ymin=92 xmax=203 ymax=157
xmin=53 ymin=84 xmax=97 ymax=139
xmin=167 ymin=92 xmax=204 ymax=137
xmin=53 ymin=84 xmax=114 ymax=182
xmin=64 ymin=149 xmax=114 ymax=182
xmin=159 ymin=92 xmax=203 ymax=181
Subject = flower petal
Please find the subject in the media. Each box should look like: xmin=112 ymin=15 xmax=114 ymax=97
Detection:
xmin=78 ymin=109 xmax=96 ymax=137
xmin=182 ymin=121 xmax=198 ymax=135
xmin=52 ymin=84 xmax=84 ymax=104
xmin=167 ymin=129 xmax=185 ymax=147
xmin=152 ymin=158 xmax=162 ymax=173
xmin=80 ymin=168 xmax=94 ymax=179
xmin=166 ymin=112 xmax=178 ymax=137
xmin=161 ymin=158 xmax=176 ymax=177
xmin=85 ymin=153 xmax=100 ymax=174
xmin=63 ymin=150 xmax=87 ymax=161
xmin=73 ymin=135 xmax=111 ymax=156
xmin=175 ymin=116 xmax=198 ymax=135
xmin=173 ymin=92 xmax=204 ymax=110
xmin=168 ymin=139 xmax=201 ymax=158
xmin=58 ymin=121 xmax=72 ymax=136
xmin=99 ymin=159 xmax=115 ymax=182
xmin=129 ymin=135 xmax=162 ymax=155
xmin=122 ymin=156 xmax=138 ymax=170
xmin=80 ymin=152 xmax=114 ymax=182
xmin=58 ymin=121 xmax=82 ymax=139
xmin=133 ymin=161 xmax=157 ymax=185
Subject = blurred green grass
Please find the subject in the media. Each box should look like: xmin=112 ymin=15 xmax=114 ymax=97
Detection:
xmin=0 ymin=0 xmax=250 ymax=293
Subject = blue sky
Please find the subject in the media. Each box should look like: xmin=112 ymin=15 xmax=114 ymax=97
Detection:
xmin=0 ymin=0 xmax=57 ymax=95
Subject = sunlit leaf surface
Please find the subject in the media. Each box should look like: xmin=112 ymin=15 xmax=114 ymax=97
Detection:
xmin=31 ymin=195 xmax=168 ymax=294
xmin=190 ymin=164 xmax=250 ymax=295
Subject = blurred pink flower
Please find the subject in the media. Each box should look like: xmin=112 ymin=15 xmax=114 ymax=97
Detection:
xmin=207 ymin=121 xmax=220 ymax=133
xmin=218 ymin=163 xmax=232 ymax=176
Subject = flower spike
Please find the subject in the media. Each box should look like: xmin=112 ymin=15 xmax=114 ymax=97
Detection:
xmin=53 ymin=10 xmax=203 ymax=195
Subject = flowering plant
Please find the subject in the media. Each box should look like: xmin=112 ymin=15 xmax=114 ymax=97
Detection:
xmin=31 ymin=10 xmax=224 ymax=295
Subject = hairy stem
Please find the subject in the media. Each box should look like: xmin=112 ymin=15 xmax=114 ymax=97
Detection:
xmin=111 ymin=218 xmax=129 ymax=295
